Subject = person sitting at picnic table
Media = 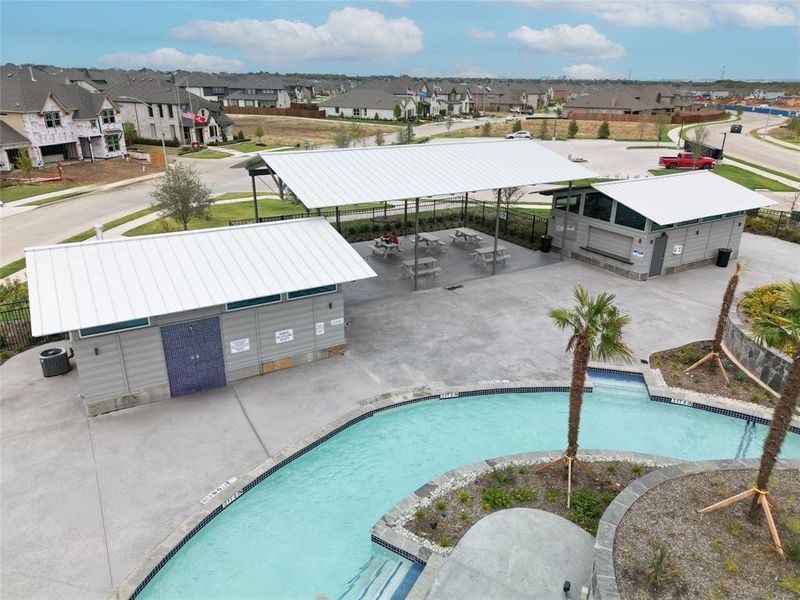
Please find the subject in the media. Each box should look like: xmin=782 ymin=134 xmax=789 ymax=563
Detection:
xmin=380 ymin=232 xmax=399 ymax=246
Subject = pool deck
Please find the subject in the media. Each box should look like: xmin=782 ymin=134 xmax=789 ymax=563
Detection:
xmin=1 ymin=232 xmax=799 ymax=599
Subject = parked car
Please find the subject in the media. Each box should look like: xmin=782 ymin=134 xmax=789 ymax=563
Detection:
xmin=658 ymin=152 xmax=717 ymax=170
xmin=730 ymin=124 xmax=743 ymax=133
xmin=506 ymin=131 xmax=532 ymax=139
xmin=505 ymin=114 xmax=517 ymax=121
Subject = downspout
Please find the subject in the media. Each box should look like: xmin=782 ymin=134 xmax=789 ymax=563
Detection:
xmin=251 ymin=173 xmax=259 ymax=222
xmin=492 ymin=188 xmax=501 ymax=275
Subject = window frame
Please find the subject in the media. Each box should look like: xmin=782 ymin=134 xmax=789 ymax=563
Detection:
xmin=158 ymin=104 xmax=164 ymax=118
xmin=100 ymin=108 xmax=116 ymax=124
xmin=106 ymin=134 xmax=120 ymax=152
xmin=79 ymin=317 xmax=150 ymax=338
xmin=147 ymin=105 xmax=154 ymax=118
xmin=553 ymin=193 xmax=580 ymax=214
xmin=225 ymin=294 xmax=282 ymax=312
xmin=167 ymin=104 xmax=174 ymax=118
xmin=287 ymin=284 xmax=337 ymax=300
xmin=44 ymin=111 xmax=61 ymax=128
xmin=149 ymin=123 xmax=157 ymax=138
xmin=613 ymin=202 xmax=647 ymax=231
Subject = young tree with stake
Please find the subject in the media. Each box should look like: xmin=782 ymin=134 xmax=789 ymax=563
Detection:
xmin=150 ymin=163 xmax=213 ymax=231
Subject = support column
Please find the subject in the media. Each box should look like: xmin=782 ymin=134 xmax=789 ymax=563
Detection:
xmin=251 ymin=173 xmax=259 ymax=221
xmin=414 ymin=198 xmax=420 ymax=291
xmin=335 ymin=206 xmax=340 ymax=232
xmin=404 ymin=199 xmax=408 ymax=237
xmin=492 ymin=188 xmax=501 ymax=275
xmin=559 ymin=181 xmax=573 ymax=262
xmin=463 ymin=192 xmax=469 ymax=227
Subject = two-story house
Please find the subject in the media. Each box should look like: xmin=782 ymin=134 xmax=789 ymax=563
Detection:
xmin=1 ymin=66 xmax=126 ymax=171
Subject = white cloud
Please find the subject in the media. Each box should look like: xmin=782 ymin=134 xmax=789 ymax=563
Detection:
xmin=508 ymin=24 xmax=625 ymax=60
xmin=171 ymin=8 xmax=423 ymax=63
xmin=561 ymin=63 xmax=623 ymax=79
xmin=712 ymin=2 xmax=797 ymax=28
xmin=408 ymin=61 xmax=496 ymax=78
xmin=99 ymin=47 xmax=244 ymax=71
xmin=468 ymin=26 xmax=495 ymax=40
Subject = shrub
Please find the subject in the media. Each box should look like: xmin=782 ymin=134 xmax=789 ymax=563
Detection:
xmin=567 ymin=119 xmax=578 ymax=138
xmin=457 ymin=490 xmax=472 ymax=503
xmin=647 ymin=545 xmax=679 ymax=589
xmin=439 ymin=537 xmax=452 ymax=547
xmin=741 ymin=283 xmax=796 ymax=354
xmin=723 ymin=520 xmax=741 ymax=536
xmin=511 ymin=486 xmax=535 ymax=503
xmin=545 ymin=488 xmax=560 ymax=503
xmin=435 ymin=500 xmax=447 ymax=512
xmin=630 ymin=465 xmax=644 ymax=476
xmin=778 ymin=573 xmax=800 ymax=594
xmin=725 ymin=557 xmax=739 ymax=575
xmin=414 ymin=509 xmax=426 ymax=520
xmin=567 ymin=489 xmax=606 ymax=533
xmin=785 ymin=516 xmax=800 ymax=535
xmin=0 ymin=279 xmax=28 ymax=304
xmin=481 ymin=122 xmax=492 ymax=136
xmin=786 ymin=541 xmax=800 ymax=563
xmin=459 ymin=511 xmax=470 ymax=522
xmin=512 ymin=119 xmax=522 ymax=133
xmin=489 ymin=466 xmax=516 ymax=486
xmin=482 ymin=487 xmax=513 ymax=510
xmin=597 ymin=121 xmax=610 ymax=139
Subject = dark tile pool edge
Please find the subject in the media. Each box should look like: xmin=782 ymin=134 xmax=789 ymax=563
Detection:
xmin=117 ymin=379 xmax=581 ymax=599
xmin=590 ymin=457 xmax=800 ymax=600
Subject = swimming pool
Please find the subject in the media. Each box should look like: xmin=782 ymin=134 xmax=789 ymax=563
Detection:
xmin=137 ymin=373 xmax=800 ymax=599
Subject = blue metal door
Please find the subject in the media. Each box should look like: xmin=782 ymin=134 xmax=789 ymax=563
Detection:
xmin=161 ymin=317 xmax=226 ymax=397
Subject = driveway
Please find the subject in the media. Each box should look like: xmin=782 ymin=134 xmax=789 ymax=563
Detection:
xmin=1 ymin=232 xmax=798 ymax=599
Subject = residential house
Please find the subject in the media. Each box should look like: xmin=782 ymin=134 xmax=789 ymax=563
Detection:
xmin=565 ymin=87 xmax=693 ymax=117
xmin=426 ymin=82 xmax=473 ymax=116
xmin=179 ymin=73 xmax=292 ymax=108
xmin=319 ymin=88 xmax=415 ymax=120
xmin=1 ymin=66 xmax=126 ymax=171
xmin=106 ymin=77 xmax=232 ymax=145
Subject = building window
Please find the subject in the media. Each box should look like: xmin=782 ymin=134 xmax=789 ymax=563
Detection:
xmin=353 ymin=108 xmax=361 ymax=117
xmin=650 ymin=221 xmax=673 ymax=231
xmin=212 ymin=87 xmax=225 ymax=95
xmin=149 ymin=124 xmax=157 ymax=138
xmin=702 ymin=214 xmax=723 ymax=222
xmin=167 ymin=105 xmax=174 ymax=118
xmin=44 ymin=111 xmax=61 ymax=127
xmin=147 ymin=105 xmax=153 ymax=118
xmin=245 ymin=100 xmax=255 ymax=107
xmin=287 ymin=284 xmax=337 ymax=300
xmin=100 ymin=108 xmax=116 ymax=124
xmin=226 ymin=294 xmax=282 ymax=311
xmin=614 ymin=203 xmax=647 ymax=230
xmin=79 ymin=317 xmax=149 ymax=338
xmin=90 ymin=119 xmax=97 ymax=129
xmin=169 ymin=125 xmax=176 ymax=139
xmin=583 ymin=192 xmax=613 ymax=222
xmin=157 ymin=104 xmax=163 ymax=118
xmin=106 ymin=134 xmax=120 ymax=152
xmin=245 ymin=88 xmax=256 ymax=95
xmin=335 ymin=107 xmax=340 ymax=114
xmin=554 ymin=193 xmax=579 ymax=214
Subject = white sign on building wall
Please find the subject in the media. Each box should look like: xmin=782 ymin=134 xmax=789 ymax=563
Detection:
xmin=230 ymin=338 xmax=250 ymax=353
xmin=275 ymin=329 xmax=294 ymax=344
xmin=315 ymin=322 xmax=325 ymax=336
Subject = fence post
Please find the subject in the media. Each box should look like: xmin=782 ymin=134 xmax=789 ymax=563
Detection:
xmin=371 ymin=207 xmax=375 ymax=235
xmin=530 ymin=214 xmax=536 ymax=242
xmin=404 ymin=200 xmax=408 ymax=237
xmin=433 ymin=199 xmax=436 ymax=221
xmin=463 ymin=193 xmax=468 ymax=227
xmin=336 ymin=206 xmax=341 ymax=232
xmin=776 ymin=211 xmax=783 ymax=237
xmin=481 ymin=202 xmax=486 ymax=222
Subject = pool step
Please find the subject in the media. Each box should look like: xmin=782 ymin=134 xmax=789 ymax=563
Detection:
xmin=338 ymin=554 xmax=414 ymax=600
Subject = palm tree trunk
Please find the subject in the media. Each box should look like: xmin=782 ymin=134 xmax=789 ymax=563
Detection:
xmin=566 ymin=332 xmax=590 ymax=459
xmin=749 ymin=356 xmax=800 ymax=520
xmin=712 ymin=264 xmax=741 ymax=355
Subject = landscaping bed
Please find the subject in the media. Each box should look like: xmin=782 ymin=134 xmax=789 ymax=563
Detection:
xmin=649 ymin=341 xmax=776 ymax=406
xmin=740 ymin=284 xmax=797 ymax=356
xmin=615 ymin=469 xmax=800 ymax=599
xmin=406 ymin=460 xmax=650 ymax=548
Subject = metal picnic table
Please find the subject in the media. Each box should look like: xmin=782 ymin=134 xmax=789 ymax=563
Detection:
xmin=400 ymin=256 xmax=441 ymax=278
xmin=471 ymin=245 xmax=511 ymax=270
xmin=450 ymin=227 xmax=483 ymax=247
xmin=415 ymin=232 xmax=446 ymax=253
xmin=371 ymin=238 xmax=401 ymax=259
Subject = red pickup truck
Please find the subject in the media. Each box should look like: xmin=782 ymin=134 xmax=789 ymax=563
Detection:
xmin=658 ymin=152 xmax=716 ymax=170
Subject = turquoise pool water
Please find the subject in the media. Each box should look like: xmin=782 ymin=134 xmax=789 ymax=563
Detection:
xmin=138 ymin=374 xmax=800 ymax=599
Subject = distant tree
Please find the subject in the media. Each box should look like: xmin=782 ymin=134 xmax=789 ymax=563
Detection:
xmin=254 ymin=125 xmax=265 ymax=144
xmin=150 ymin=163 xmax=213 ymax=231
xmin=236 ymin=130 xmax=245 ymax=141
xmin=689 ymin=125 xmax=710 ymax=169
xmin=349 ymin=122 xmax=366 ymax=147
xmin=15 ymin=148 xmax=35 ymax=183
xmin=375 ymin=130 xmax=385 ymax=146
xmin=333 ymin=129 xmax=351 ymax=148
xmin=539 ymin=119 xmax=549 ymax=140
xmin=787 ymin=116 xmax=800 ymax=137
xmin=638 ymin=114 xmax=650 ymax=140
xmin=736 ymin=106 xmax=744 ymax=117
xmin=398 ymin=121 xmax=416 ymax=144
xmin=597 ymin=121 xmax=610 ymax=139
xmin=500 ymin=186 xmax=525 ymax=215
xmin=481 ymin=121 xmax=492 ymax=136
xmin=446 ymin=115 xmax=454 ymax=132
xmin=393 ymin=104 xmax=403 ymax=120
xmin=654 ymin=113 xmax=671 ymax=147
xmin=567 ymin=119 xmax=579 ymax=138
xmin=512 ymin=119 xmax=522 ymax=133
xmin=123 ymin=122 xmax=138 ymax=144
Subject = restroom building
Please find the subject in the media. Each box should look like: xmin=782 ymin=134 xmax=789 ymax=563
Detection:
xmin=544 ymin=171 xmax=774 ymax=280
xmin=25 ymin=218 xmax=376 ymax=416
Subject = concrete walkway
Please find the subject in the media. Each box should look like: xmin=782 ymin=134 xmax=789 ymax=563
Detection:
xmin=427 ymin=509 xmax=594 ymax=600
xmin=1 ymin=233 xmax=799 ymax=599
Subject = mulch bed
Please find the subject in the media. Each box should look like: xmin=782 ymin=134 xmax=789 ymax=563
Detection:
xmin=650 ymin=341 xmax=777 ymax=407
xmin=615 ymin=469 xmax=800 ymax=599
xmin=406 ymin=460 xmax=650 ymax=548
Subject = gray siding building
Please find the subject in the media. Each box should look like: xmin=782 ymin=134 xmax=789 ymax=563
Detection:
xmin=545 ymin=171 xmax=774 ymax=280
xmin=25 ymin=219 xmax=376 ymax=416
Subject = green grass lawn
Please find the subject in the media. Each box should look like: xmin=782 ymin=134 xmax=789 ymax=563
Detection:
xmin=648 ymin=165 xmax=797 ymax=191
xmin=182 ymin=150 xmax=227 ymax=159
xmin=226 ymin=142 xmax=281 ymax=153
xmin=0 ymin=182 xmax=75 ymax=203
xmin=27 ymin=190 xmax=90 ymax=206
xmin=0 ymin=258 xmax=26 ymax=280
xmin=214 ymin=192 xmax=279 ymax=201
xmin=549 ymin=178 xmax=616 ymax=187
xmin=512 ymin=207 xmax=551 ymax=218
xmin=725 ymin=156 xmax=800 ymax=183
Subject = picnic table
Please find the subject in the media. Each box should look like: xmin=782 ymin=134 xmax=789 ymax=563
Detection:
xmin=472 ymin=245 xmax=511 ymax=270
xmin=371 ymin=238 xmax=401 ymax=259
xmin=450 ymin=227 xmax=483 ymax=247
xmin=415 ymin=232 xmax=446 ymax=253
xmin=400 ymin=256 xmax=441 ymax=278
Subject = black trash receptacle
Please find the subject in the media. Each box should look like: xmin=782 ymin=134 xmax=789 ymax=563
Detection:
xmin=39 ymin=347 xmax=71 ymax=377
xmin=540 ymin=235 xmax=553 ymax=253
xmin=716 ymin=248 xmax=732 ymax=268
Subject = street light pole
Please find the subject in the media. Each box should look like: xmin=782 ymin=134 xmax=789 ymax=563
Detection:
xmin=720 ymin=132 xmax=728 ymax=158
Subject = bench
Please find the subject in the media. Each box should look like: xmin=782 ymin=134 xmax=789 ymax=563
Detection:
xmin=372 ymin=245 xmax=400 ymax=259
xmin=475 ymin=254 xmax=512 ymax=270
xmin=579 ymin=246 xmax=633 ymax=265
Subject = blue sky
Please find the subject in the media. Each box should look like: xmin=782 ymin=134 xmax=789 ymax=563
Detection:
xmin=1 ymin=1 xmax=798 ymax=80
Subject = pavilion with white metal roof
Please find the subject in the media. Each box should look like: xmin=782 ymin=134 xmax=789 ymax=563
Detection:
xmin=235 ymin=139 xmax=596 ymax=288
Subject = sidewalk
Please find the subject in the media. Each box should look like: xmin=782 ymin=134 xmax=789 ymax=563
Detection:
xmin=724 ymin=156 xmax=799 ymax=189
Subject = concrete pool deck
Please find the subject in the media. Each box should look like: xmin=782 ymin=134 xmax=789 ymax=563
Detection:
xmin=1 ymin=232 xmax=799 ymax=599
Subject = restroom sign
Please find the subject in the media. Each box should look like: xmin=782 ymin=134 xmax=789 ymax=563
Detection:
xmin=275 ymin=329 xmax=294 ymax=344
xmin=230 ymin=338 xmax=250 ymax=353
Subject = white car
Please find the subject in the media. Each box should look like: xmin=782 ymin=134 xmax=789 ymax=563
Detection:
xmin=506 ymin=131 xmax=532 ymax=139
xmin=505 ymin=114 xmax=517 ymax=121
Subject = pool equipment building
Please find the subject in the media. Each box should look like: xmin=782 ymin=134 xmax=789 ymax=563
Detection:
xmin=542 ymin=171 xmax=775 ymax=280
xmin=24 ymin=218 xmax=377 ymax=415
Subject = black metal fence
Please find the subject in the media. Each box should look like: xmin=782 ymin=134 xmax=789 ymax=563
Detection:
xmin=745 ymin=208 xmax=800 ymax=244
xmin=230 ymin=195 xmax=550 ymax=250
xmin=0 ymin=300 xmax=66 ymax=352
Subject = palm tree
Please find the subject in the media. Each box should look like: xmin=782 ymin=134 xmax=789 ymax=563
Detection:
xmin=541 ymin=285 xmax=633 ymax=505
xmin=749 ymin=281 xmax=800 ymax=520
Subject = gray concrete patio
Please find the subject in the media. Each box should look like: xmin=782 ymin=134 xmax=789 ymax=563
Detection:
xmin=1 ymin=232 xmax=798 ymax=599
xmin=427 ymin=508 xmax=594 ymax=600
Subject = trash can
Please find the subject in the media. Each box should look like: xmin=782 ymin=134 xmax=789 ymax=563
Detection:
xmin=39 ymin=347 xmax=72 ymax=377
xmin=540 ymin=235 xmax=553 ymax=253
xmin=716 ymin=248 xmax=732 ymax=268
